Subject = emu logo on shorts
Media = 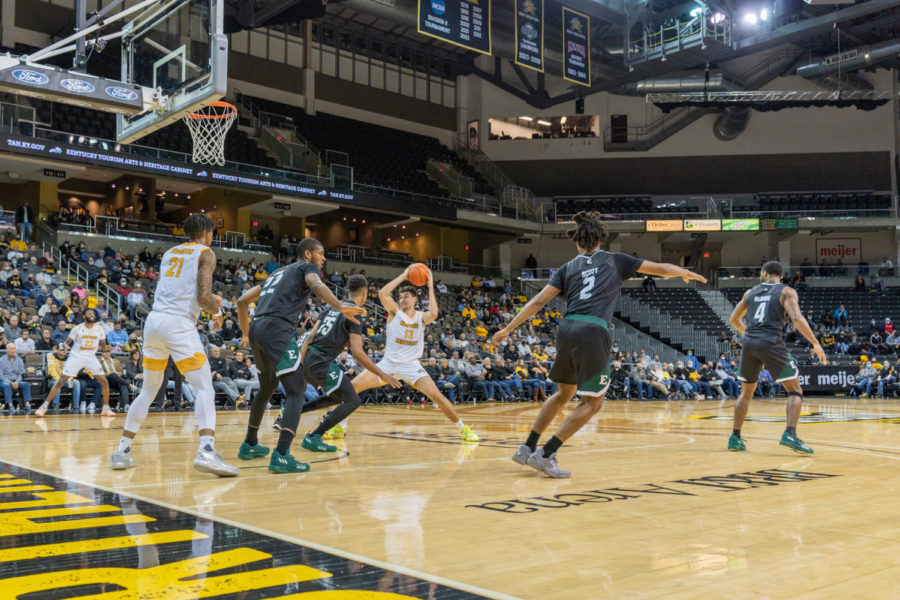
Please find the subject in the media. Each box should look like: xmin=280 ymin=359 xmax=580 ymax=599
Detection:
xmin=287 ymin=350 xmax=297 ymax=360
xmin=600 ymin=375 xmax=609 ymax=385
xmin=328 ymin=371 xmax=338 ymax=380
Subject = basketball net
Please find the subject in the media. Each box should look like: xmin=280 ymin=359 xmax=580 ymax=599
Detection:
xmin=183 ymin=101 xmax=237 ymax=166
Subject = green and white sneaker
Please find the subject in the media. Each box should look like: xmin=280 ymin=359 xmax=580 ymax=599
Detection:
xmin=268 ymin=449 xmax=310 ymax=473
xmin=780 ymin=431 xmax=814 ymax=454
xmin=301 ymin=433 xmax=337 ymax=452
xmin=237 ymin=441 xmax=270 ymax=460
xmin=727 ymin=434 xmax=747 ymax=452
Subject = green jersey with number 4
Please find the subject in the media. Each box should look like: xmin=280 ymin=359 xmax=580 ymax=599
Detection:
xmin=744 ymin=282 xmax=787 ymax=340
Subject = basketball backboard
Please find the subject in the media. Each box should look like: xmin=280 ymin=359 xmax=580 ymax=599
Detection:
xmin=116 ymin=0 xmax=227 ymax=144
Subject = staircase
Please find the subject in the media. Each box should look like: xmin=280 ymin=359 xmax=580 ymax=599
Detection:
xmin=603 ymin=107 xmax=708 ymax=152
xmin=614 ymin=293 xmax=721 ymax=362
xmin=457 ymin=133 xmax=536 ymax=218
xmin=235 ymin=92 xmax=323 ymax=173
xmin=41 ymin=239 xmax=123 ymax=319
xmin=697 ymin=289 xmax=736 ymax=326
xmin=610 ymin=317 xmax=683 ymax=364
xmin=426 ymin=160 xmax=474 ymax=198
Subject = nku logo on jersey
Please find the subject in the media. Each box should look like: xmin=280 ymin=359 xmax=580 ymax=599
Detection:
xmin=60 ymin=79 xmax=96 ymax=93
xmin=12 ymin=69 xmax=49 ymax=85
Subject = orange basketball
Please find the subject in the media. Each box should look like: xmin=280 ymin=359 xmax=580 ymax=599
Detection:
xmin=408 ymin=263 xmax=431 ymax=286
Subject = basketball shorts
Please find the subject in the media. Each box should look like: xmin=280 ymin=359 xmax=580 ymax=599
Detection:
xmin=375 ymin=357 xmax=428 ymax=385
xmin=62 ymin=353 xmax=103 ymax=378
xmin=739 ymin=336 xmax=798 ymax=384
xmin=142 ymin=311 xmax=208 ymax=374
xmin=549 ymin=315 xmax=612 ymax=397
xmin=249 ymin=317 xmax=302 ymax=377
xmin=305 ymin=347 xmax=345 ymax=396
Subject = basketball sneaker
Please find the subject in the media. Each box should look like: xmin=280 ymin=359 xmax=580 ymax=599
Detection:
xmin=273 ymin=406 xmax=285 ymax=430
xmin=323 ymin=424 xmax=346 ymax=440
xmin=110 ymin=449 xmax=135 ymax=470
xmin=193 ymin=447 xmax=239 ymax=477
xmin=34 ymin=403 xmax=49 ymax=417
xmin=268 ymin=449 xmax=310 ymax=473
xmin=100 ymin=405 xmax=116 ymax=417
xmin=237 ymin=441 xmax=270 ymax=460
xmin=780 ymin=431 xmax=814 ymax=454
xmin=460 ymin=425 xmax=479 ymax=443
xmin=511 ymin=443 xmax=532 ymax=465
xmin=301 ymin=433 xmax=337 ymax=452
xmin=727 ymin=434 xmax=747 ymax=452
xmin=526 ymin=450 xmax=571 ymax=478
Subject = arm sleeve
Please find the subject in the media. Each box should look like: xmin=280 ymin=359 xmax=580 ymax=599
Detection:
xmin=613 ymin=253 xmax=645 ymax=280
xmin=548 ymin=264 xmax=567 ymax=292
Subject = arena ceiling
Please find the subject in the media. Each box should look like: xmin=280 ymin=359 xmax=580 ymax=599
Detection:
xmin=320 ymin=0 xmax=900 ymax=107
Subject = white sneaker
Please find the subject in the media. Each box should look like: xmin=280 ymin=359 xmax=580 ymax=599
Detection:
xmin=87 ymin=402 xmax=96 ymax=415
xmin=101 ymin=405 xmax=116 ymax=417
xmin=110 ymin=449 xmax=136 ymax=470
xmin=79 ymin=403 xmax=87 ymax=414
xmin=193 ymin=447 xmax=239 ymax=477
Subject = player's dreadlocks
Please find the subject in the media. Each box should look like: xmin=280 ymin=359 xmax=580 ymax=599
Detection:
xmin=566 ymin=211 xmax=608 ymax=251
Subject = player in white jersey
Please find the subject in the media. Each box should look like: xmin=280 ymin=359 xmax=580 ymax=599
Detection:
xmin=109 ymin=214 xmax=238 ymax=477
xmin=34 ymin=308 xmax=114 ymax=417
xmin=348 ymin=265 xmax=479 ymax=442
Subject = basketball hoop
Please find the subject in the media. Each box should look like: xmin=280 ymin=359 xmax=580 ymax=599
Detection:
xmin=182 ymin=101 xmax=237 ymax=166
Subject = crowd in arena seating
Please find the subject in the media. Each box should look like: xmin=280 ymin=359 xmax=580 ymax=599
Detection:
xmin=7 ymin=228 xmax=900 ymax=414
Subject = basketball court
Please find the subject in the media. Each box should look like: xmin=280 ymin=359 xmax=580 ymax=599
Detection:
xmin=1 ymin=399 xmax=898 ymax=599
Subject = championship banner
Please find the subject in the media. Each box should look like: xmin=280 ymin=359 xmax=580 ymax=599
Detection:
xmin=417 ymin=0 xmax=492 ymax=54
xmin=515 ymin=0 xmax=543 ymax=71
xmin=815 ymin=238 xmax=861 ymax=262
xmin=562 ymin=6 xmax=590 ymax=86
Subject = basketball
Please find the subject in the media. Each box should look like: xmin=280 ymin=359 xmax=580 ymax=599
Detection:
xmin=407 ymin=263 xmax=431 ymax=286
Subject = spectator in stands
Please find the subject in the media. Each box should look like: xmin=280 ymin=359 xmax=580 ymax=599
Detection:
xmin=436 ymin=280 xmax=449 ymax=294
xmin=46 ymin=346 xmax=79 ymax=412
xmin=700 ymin=361 xmax=726 ymax=399
xmin=6 ymin=269 xmax=22 ymax=294
xmin=833 ymin=304 xmax=849 ymax=326
xmin=425 ymin=357 xmax=456 ymax=402
xmin=7 ymin=236 xmax=26 ymax=259
xmin=34 ymin=329 xmax=53 ymax=352
xmin=5 ymin=315 xmax=21 ymax=343
xmin=851 ymin=359 xmax=878 ymax=398
xmin=493 ymin=356 xmax=519 ymax=400
xmin=220 ymin=319 xmax=242 ymax=345
xmin=15 ymin=204 xmax=33 ymax=241
xmin=820 ymin=330 xmax=836 ymax=354
xmin=871 ymin=274 xmax=885 ymax=293
xmin=684 ymin=350 xmax=700 ymax=371
xmin=208 ymin=345 xmax=241 ymax=406
xmin=756 ymin=368 xmax=776 ymax=398
xmin=715 ymin=362 xmax=738 ymax=397
xmin=14 ymin=329 xmax=34 ymax=355
xmin=50 ymin=319 xmax=69 ymax=346
xmin=642 ymin=275 xmax=657 ymax=292
xmin=97 ymin=347 xmax=129 ymax=409
xmin=123 ymin=348 xmax=142 ymax=391
xmin=880 ymin=256 xmax=894 ymax=277
xmin=106 ymin=322 xmax=128 ymax=352
xmin=51 ymin=283 xmax=68 ymax=305
xmin=42 ymin=304 xmax=62 ymax=329
xmin=116 ymin=278 xmax=130 ymax=298
xmin=0 ymin=343 xmax=31 ymax=414
xmin=870 ymin=330 xmax=888 ymax=355
xmin=875 ymin=361 xmax=897 ymax=398
xmin=126 ymin=283 xmax=147 ymax=318
xmin=464 ymin=354 xmax=493 ymax=400
xmin=448 ymin=350 xmax=465 ymax=372
xmin=70 ymin=281 xmax=86 ymax=300
xmin=37 ymin=296 xmax=55 ymax=319
xmin=228 ymin=350 xmax=256 ymax=404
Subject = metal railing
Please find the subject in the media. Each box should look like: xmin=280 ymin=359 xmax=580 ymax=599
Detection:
xmin=615 ymin=292 xmax=722 ymax=362
xmin=714 ymin=263 xmax=889 ymax=282
xmin=41 ymin=241 xmax=122 ymax=317
xmin=58 ymin=216 xmax=273 ymax=254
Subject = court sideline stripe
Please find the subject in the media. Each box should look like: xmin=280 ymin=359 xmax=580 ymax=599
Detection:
xmin=0 ymin=457 xmax=526 ymax=600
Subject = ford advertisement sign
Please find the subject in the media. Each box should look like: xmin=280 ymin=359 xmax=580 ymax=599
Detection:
xmin=0 ymin=61 xmax=143 ymax=114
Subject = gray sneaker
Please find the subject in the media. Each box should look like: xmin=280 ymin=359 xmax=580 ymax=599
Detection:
xmin=193 ymin=448 xmax=239 ymax=477
xmin=526 ymin=450 xmax=571 ymax=478
xmin=511 ymin=444 xmax=533 ymax=465
xmin=110 ymin=449 xmax=136 ymax=470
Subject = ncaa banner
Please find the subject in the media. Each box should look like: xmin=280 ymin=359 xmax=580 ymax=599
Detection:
xmin=515 ymin=0 xmax=544 ymax=72
xmin=417 ymin=0 xmax=492 ymax=54
xmin=562 ymin=6 xmax=590 ymax=86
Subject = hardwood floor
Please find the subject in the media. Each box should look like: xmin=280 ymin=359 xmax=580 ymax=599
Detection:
xmin=0 ymin=397 xmax=898 ymax=599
